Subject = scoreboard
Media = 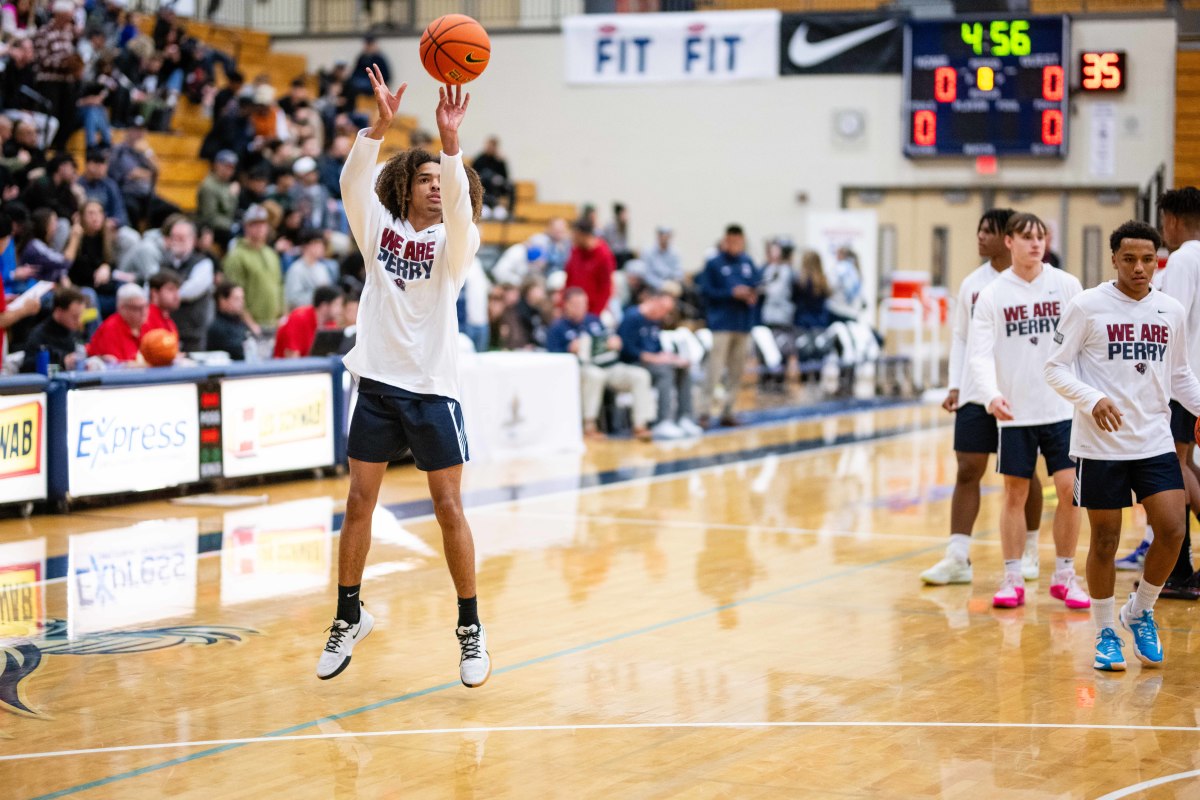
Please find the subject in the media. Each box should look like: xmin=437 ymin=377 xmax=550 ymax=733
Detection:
xmin=904 ymin=16 xmax=1069 ymax=158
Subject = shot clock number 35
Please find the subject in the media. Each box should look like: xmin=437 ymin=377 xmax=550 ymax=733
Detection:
xmin=904 ymin=16 xmax=1069 ymax=158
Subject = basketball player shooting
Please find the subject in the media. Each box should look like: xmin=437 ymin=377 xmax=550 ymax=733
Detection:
xmin=317 ymin=66 xmax=489 ymax=687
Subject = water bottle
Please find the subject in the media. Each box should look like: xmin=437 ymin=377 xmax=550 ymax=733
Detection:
xmin=73 ymin=343 xmax=88 ymax=372
xmin=35 ymin=346 xmax=49 ymax=376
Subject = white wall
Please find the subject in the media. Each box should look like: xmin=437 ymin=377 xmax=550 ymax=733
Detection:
xmin=276 ymin=17 xmax=1175 ymax=269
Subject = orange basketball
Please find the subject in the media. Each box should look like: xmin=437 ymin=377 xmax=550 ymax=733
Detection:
xmin=419 ymin=14 xmax=490 ymax=85
xmin=140 ymin=329 xmax=179 ymax=367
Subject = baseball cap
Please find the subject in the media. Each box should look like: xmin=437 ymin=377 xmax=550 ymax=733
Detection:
xmin=215 ymin=150 xmax=238 ymax=167
xmin=292 ymin=156 xmax=317 ymax=176
xmin=243 ymin=204 xmax=269 ymax=224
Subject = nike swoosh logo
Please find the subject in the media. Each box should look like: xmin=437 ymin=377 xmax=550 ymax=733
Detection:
xmin=464 ymin=53 xmax=487 ymax=64
xmin=788 ymin=19 xmax=899 ymax=68
xmin=347 ymin=591 xmax=359 ymax=597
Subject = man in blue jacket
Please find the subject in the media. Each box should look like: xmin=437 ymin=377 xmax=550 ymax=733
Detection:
xmin=618 ymin=290 xmax=701 ymax=440
xmin=696 ymin=224 xmax=762 ymax=427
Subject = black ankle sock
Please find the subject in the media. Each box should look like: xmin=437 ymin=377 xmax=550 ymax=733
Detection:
xmin=337 ymin=584 xmax=361 ymax=624
xmin=457 ymin=595 xmax=479 ymax=628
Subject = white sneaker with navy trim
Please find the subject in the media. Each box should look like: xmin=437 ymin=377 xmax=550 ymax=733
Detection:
xmin=316 ymin=606 xmax=374 ymax=680
xmin=457 ymin=624 xmax=491 ymax=688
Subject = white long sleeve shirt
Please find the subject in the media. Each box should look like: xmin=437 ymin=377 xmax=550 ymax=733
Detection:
xmin=968 ymin=265 xmax=1081 ymax=427
xmin=1044 ymin=282 xmax=1200 ymax=460
xmin=340 ymin=131 xmax=480 ymax=400
xmin=948 ymin=262 xmax=1004 ymax=405
xmin=1156 ymin=239 xmax=1200 ymax=382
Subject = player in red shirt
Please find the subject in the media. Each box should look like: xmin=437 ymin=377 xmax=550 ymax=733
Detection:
xmin=87 ymin=283 xmax=148 ymax=362
xmin=273 ymin=285 xmax=344 ymax=358
xmin=564 ymin=219 xmax=615 ymax=317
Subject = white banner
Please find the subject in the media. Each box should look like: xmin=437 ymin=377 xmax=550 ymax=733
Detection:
xmin=220 ymin=497 xmax=334 ymax=606
xmin=0 ymin=392 xmax=47 ymax=505
xmin=67 ymin=385 xmax=200 ymax=497
xmin=221 ymin=373 xmax=335 ymax=478
xmin=67 ymin=519 xmax=199 ymax=635
xmin=563 ymin=10 xmax=781 ymax=85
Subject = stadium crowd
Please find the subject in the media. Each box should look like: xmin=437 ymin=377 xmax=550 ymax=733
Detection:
xmin=0 ymin=3 xmax=866 ymax=440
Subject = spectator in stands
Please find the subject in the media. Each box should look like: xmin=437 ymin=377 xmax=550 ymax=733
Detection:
xmin=22 ymin=152 xmax=79 ymax=221
xmin=77 ymin=149 xmax=130 ymax=231
xmin=210 ymin=69 xmax=244 ymax=121
xmin=0 ymin=118 xmax=43 ymax=192
xmin=0 ymin=209 xmax=40 ymax=354
xmin=548 ymin=286 xmax=654 ymax=441
xmin=108 ymin=116 xmax=174 ymax=228
xmin=346 ymin=35 xmax=389 ymax=108
xmin=249 ymin=83 xmax=289 ymax=145
xmin=793 ymin=249 xmax=831 ymax=330
xmin=473 ymin=136 xmax=511 ymax=220
xmin=696 ymin=224 xmax=761 ymax=428
xmin=496 ymin=277 xmax=549 ymax=350
xmin=222 ymin=203 xmax=281 ymax=332
xmin=1 ymin=35 xmax=42 ymax=125
xmin=636 ymin=226 xmax=683 ymax=292
xmin=197 ymin=149 xmax=238 ymax=247
xmin=564 ymin=219 xmax=615 ymax=318
xmin=70 ymin=199 xmax=128 ymax=318
xmin=87 ymin=281 xmax=146 ymax=362
xmin=601 ymin=202 xmax=633 ymax=269
xmin=76 ymin=48 xmax=113 ymax=149
xmin=490 ymin=236 xmax=545 ymax=287
xmin=1 ymin=0 xmax=34 ymax=41
xmin=21 ymin=286 xmax=85 ymax=372
xmin=1 ymin=201 xmax=33 ymax=295
xmin=827 ymin=246 xmax=865 ymax=322
xmin=273 ymin=285 xmax=343 ymax=358
xmin=207 ymin=280 xmax=250 ymax=360
xmin=161 ymin=216 xmax=215 ymax=353
xmin=318 ymin=134 xmax=350 ymax=200
xmin=618 ymin=290 xmax=700 ymax=440
xmin=291 ymin=155 xmax=333 ymax=230
xmin=236 ymin=162 xmax=271 ymax=218
xmin=144 ymin=267 xmax=180 ymax=338
xmin=33 ymin=0 xmax=79 ymax=149
xmin=18 ymin=206 xmax=78 ymax=284
xmin=759 ymin=239 xmax=796 ymax=390
xmin=284 ymin=229 xmax=335 ymax=312
xmin=201 ymin=94 xmax=253 ymax=163
xmin=540 ymin=216 xmax=570 ymax=274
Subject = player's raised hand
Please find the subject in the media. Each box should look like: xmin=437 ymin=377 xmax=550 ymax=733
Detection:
xmin=1091 ymin=397 xmax=1123 ymax=432
xmin=987 ymin=396 xmax=1014 ymax=422
xmin=436 ymin=84 xmax=470 ymax=133
xmin=367 ymin=65 xmax=406 ymax=137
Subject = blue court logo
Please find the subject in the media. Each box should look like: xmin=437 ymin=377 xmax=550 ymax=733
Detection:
xmin=1 ymin=619 xmax=258 ymax=718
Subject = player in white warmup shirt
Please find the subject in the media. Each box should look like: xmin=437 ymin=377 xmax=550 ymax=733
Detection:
xmin=922 ymin=208 xmax=1046 ymax=587
xmin=316 ymin=67 xmax=492 ymax=687
xmin=968 ymin=212 xmax=1085 ymax=610
xmin=1045 ymin=221 xmax=1200 ymax=671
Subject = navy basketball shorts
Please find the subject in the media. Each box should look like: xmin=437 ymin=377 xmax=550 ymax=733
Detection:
xmin=347 ymin=386 xmax=469 ymax=472
xmin=1169 ymin=400 xmax=1197 ymax=446
xmin=1074 ymin=452 xmax=1183 ymax=510
xmin=953 ymin=402 xmax=999 ymax=454
xmin=997 ymin=420 xmax=1074 ymax=478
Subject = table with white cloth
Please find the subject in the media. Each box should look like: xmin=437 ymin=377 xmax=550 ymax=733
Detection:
xmin=457 ymin=351 xmax=583 ymax=463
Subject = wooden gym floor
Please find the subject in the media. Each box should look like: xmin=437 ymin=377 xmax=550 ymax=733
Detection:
xmin=3 ymin=400 xmax=1200 ymax=799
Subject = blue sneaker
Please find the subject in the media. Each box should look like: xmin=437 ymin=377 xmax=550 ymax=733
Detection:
xmin=1093 ymin=628 xmax=1126 ymax=671
xmin=1115 ymin=539 xmax=1151 ymax=571
xmin=1119 ymin=598 xmax=1164 ymax=666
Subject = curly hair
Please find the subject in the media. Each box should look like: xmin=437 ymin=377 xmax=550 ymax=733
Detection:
xmin=375 ymin=147 xmax=484 ymax=223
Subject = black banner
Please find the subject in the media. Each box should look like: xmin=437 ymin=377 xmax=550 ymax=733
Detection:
xmin=780 ymin=14 xmax=904 ymax=75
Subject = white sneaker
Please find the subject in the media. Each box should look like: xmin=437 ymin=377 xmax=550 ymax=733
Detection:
xmin=920 ymin=556 xmax=973 ymax=585
xmin=316 ymin=606 xmax=374 ymax=680
xmin=677 ymin=418 xmax=704 ymax=437
xmin=650 ymin=420 xmax=684 ymax=440
xmin=457 ymin=624 xmax=491 ymax=688
xmin=1021 ymin=546 xmax=1040 ymax=580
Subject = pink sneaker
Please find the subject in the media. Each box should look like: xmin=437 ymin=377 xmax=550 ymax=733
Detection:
xmin=993 ymin=574 xmax=1026 ymax=608
xmin=1050 ymin=571 xmax=1091 ymax=609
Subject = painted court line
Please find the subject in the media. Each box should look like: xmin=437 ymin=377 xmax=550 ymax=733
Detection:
xmin=7 ymin=719 xmax=1200 ymax=764
xmin=1094 ymin=768 xmax=1200 ymax=800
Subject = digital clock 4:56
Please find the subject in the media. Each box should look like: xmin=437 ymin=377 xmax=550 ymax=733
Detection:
xmin=961 ymin=20 xmax=1032 ymax=57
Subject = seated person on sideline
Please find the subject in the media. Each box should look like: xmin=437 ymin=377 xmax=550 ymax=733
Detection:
xmin=143 ymin=268 xmax=181 ymax=338
xmin=87 ymin=282 xmax=149 ymax=362
xmin=547 ymin=287 xmax=655 ymax=441
xmin=207 ymin=281 xmax=252 ymax=360
xmin=21 ymin=287 xmax=86 ymax=373
xmin=617 ymin=290 xmax=702 ymax=440
xmin=273 ymin=285 xmax=344 ymax=358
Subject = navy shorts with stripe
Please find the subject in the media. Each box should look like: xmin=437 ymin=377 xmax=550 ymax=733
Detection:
xmin=1169 ymin=400 xmax=1197 ymax=446
xmin=1075 ymin=452 xmax=1183 ymax=510
xmin=347 ymin=378 xmax=469 ymax=471
xmin=953 ymin=402 xmax=998 ymax=454
xmin=997 ymin=420 xmax=1074 ymax=478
